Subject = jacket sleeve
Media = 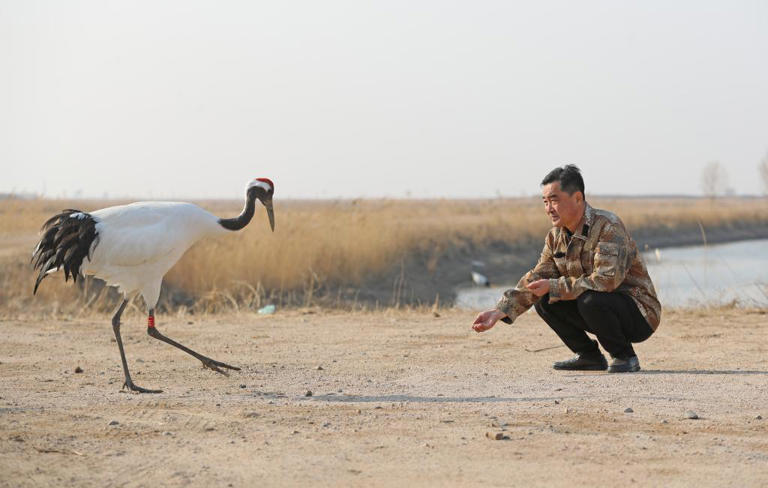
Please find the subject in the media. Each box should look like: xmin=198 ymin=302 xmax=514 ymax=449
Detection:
xmin=548 ymin=222 xmax=630 ymax=302
xmin=496 ymin=233 xmax=559 ymax=324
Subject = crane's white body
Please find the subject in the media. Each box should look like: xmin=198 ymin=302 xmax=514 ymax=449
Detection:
xmin=83 ymin=202 xmax=227 ymax=308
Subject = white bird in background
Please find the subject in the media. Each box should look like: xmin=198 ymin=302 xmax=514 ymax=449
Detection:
xmin=470 ymin=261 xmax=490 ymax=287
xmin=32 ymin=178 xmax=275 ymax=393
xmin=471 ymin=271 xmax=491 ymax=287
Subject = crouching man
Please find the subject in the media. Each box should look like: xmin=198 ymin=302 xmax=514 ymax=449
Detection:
xmin=472 ymin=165 xmax=661 ymax=372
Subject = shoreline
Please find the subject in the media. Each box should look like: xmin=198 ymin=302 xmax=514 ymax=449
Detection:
xmin=352 ymin=221 xmax=768 ymax=308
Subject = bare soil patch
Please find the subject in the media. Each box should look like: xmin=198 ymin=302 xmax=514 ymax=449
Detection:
xmin=1 ymin=308 xmax=767 ymax=487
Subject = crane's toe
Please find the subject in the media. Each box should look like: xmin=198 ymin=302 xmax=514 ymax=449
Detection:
xmin=122 ymin=381 xmax=163 ymax=394
xmin=201 ymin=358 xmax=241 ymax=375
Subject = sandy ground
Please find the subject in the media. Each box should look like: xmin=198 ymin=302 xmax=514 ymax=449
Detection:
xmin=1 ymin=307 xmax=767 ymax=487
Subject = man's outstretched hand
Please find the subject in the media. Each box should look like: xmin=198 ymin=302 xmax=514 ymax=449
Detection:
xmin=472 ymin=309 xmax=508 ymax=333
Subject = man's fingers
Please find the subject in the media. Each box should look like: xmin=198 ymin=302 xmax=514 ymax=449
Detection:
xmin=473 ymin=309 xmax=503 ymax=332
xmin=472 ymin=320 xmax=494 ymax=332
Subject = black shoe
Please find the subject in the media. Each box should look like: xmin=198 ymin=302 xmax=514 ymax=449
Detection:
xmin=608 ymin=356 xmax=640 ymax=373
xmin=553 ymin=353 xmax=608 ymax=371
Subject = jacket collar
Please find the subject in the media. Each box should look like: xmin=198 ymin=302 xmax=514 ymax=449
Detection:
xmin=582 ymin=202 xmax=594 ymax=236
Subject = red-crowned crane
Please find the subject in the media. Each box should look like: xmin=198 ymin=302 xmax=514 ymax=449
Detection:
xmin=31 ymin=178 xmax=275 ymax=393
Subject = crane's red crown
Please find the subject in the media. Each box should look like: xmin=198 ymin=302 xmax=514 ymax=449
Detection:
xmin=256 ymin=178 xmax=274 ymax=191
xmin=248 ymin=178 xmax=274 ymax=193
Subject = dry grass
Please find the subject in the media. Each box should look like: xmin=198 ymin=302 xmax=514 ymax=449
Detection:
xmin=1 ymin=196 xmax=767 ymax=316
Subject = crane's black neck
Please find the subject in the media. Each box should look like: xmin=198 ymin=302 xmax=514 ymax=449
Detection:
xmin=218 ymin=190 xmax=258 ymax=231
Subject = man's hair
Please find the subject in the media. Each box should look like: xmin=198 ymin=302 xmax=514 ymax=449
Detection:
xmin=541 ymin=164 xmax=585 ymax=196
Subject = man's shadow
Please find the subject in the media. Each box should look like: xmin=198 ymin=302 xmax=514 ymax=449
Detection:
xmin=639 ymin=369 xmax=768 ymax=375
xmin=563 ymin=369 xmax=768 ymax=377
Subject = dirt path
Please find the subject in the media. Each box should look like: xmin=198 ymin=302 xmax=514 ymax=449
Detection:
xmin=1 ymin=308 xmax=767 ymax=487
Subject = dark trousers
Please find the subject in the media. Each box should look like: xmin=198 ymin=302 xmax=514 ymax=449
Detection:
xmin=534 ymin=291 xmax=654 ymax=359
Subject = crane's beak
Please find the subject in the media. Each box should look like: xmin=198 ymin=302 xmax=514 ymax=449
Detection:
xmin=264 ymin=199 xmax=275 ymax=232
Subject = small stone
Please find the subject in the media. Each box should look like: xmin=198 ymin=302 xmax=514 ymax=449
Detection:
xmin=205 ymin=427 xmax=215 ymax=432
xmin=684 ymin=410 xmax=699 ymax=420
xmin=109 ymin=420 xmax=119 ymax=426
xmin=485 ymin=431 xmax=507 ymax=441
xmin=305 ymin=390 xmax=313 ymax=397
xmin=660 ymin=419 xmax=669 ymax=424
xmin=244 ymin=412 xmax=260 ymax=418
xmin=316 ymin=366 xmax=324 ymax=371
xmin=74 ymin=366 xmax=84 ymax=374
xmin=554 ymin=400 xmax=560 ymax=405
xmin=755 ymin=415 xmax=763 ymax=420
xmin=564 ymin=407 xmax=571 ymax=414
xmin=239 ymin=384 xmax=246 ymax=389
xmin=356 ymin=409 xmax=362 ymax=414
xmin=624 ymin=408 xmax=634 ymax=413
xmin=163 ymin=431 xmax=173 ymax=436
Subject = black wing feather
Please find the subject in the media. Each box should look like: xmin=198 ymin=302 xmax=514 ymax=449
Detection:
xmin=31 ymin=209 xmax=99 ymax=294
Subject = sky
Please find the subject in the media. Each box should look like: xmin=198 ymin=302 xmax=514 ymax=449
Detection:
xmin=1 ymin=1 xmax=767 ymax=199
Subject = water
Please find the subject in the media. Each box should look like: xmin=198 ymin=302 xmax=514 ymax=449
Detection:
xmin=456 ymin=239 xmax=768 ymax=310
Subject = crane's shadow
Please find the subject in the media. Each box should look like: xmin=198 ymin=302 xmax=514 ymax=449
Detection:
xmin=305 ymin=394 xmax=566 ymax=404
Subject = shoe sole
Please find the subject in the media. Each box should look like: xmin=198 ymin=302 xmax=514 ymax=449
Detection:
xmin=607 ymin=365 xmax=641 ymax=373
xmin=553 ymin=364 xmax=608 ymax=371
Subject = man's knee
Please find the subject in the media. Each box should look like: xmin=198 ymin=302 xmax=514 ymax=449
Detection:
xmin=534 ymin=294 xmax=552 ymax=315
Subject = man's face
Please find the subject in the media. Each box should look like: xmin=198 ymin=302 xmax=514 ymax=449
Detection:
xmin=541 ymin=182 xmax=584 ymax=230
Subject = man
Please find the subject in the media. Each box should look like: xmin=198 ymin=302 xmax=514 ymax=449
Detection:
xmin=472 ymin=165 xmax=661 ymax=373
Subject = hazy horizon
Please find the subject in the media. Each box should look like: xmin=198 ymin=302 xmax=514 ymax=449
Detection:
xmin=2 ymin=1 xmax=767 ymax=200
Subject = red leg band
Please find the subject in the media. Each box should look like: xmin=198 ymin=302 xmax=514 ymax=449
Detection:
xmin=148 ymin=315 xmax=155 ymax=328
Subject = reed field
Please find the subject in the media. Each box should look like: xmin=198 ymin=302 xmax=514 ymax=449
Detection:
xmin=1 ymin=196 xmax=767 ymax=317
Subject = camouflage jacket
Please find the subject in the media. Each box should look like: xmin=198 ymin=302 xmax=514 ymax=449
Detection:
xmin=496 ymin=203 xmax=661 ymax=330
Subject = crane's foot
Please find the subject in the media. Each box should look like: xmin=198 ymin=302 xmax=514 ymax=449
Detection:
xmin=122 ymin=380 xmax=163 ymax=394
xmin=200 ymin=357 xmax=241 ymax=375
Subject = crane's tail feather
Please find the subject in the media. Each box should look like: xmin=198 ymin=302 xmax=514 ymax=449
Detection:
xmin=31 ymin=209 xmax=99 ymax=294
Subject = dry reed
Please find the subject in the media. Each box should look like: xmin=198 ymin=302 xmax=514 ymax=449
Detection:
xmin=1 ymin=196 xmax=766 ymax=316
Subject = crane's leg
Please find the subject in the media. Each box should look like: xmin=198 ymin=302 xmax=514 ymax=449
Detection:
xmin=112 ymin=299 xmax=162 ymax=393
xmin=146 ymin=310 xmax=240 ymax=375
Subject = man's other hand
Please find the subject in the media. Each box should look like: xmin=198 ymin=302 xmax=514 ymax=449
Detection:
xmin=472 ymin=309 xmax=507 ymax=333
xmin=526 ymin=279 xmax=551 ymax=297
